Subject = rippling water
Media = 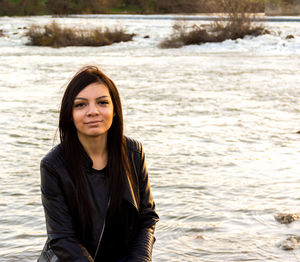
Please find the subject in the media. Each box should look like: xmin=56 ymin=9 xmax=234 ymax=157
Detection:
xmin=1 ymin=15 xmax=300 ymax=261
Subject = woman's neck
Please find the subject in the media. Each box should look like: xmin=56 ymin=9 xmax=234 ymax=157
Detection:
xmin=77 ymin=133 xmax=108 ymax=170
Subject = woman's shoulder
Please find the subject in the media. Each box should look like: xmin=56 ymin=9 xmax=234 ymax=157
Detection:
xmin=125 ymin=136 xmax=144 ymax=154
xmin=41 ymin=144 xmax=66 ymax=169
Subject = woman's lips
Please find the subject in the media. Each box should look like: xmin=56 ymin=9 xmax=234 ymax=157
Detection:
xmin=85 ymin=120 xmax=102 ymax=125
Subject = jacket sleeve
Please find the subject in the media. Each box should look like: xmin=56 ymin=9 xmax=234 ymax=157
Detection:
xmin=40 ymin=161 xmax=94 ymax=262
xmin=126 ymin=144 xmax=159 ymax=262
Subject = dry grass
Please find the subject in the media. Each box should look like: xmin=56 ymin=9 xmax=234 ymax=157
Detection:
xmin=159 ymin=0 xmax=269 ymax=48
xmin=159 ymin=24 xmax=212 ymax=48
xmin=212 ymin=19 xmax=267 ymax=40
xmin=159 ymin=22 xmax=268 ymax=48
xmin=26 ymin=21 xmax=135 ymax=47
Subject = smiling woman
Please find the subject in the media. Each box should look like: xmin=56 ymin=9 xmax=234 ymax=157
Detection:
xmin=73 ymin=82 xmax=115 ymax=169
xmin=37 ymin=66 xmax=159 ymax=262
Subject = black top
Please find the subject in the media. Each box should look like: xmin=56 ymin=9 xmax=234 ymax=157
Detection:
xmin=87 ymin=167 xmax=127 ymax=261
xmin=86 ymin=166 xmax=109 ymax=221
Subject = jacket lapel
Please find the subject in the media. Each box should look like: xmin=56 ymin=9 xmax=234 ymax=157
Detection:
xmin=123 ymin=174 xmax=139 ymax=211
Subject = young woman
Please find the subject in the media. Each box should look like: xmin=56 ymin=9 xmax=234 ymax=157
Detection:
xmin=38 ymin=66 xmax=159 ymax=262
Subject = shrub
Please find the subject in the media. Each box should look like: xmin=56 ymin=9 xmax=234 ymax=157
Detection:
xmin=159 ymin=0 xmax=268 ymax=48
xmin=26 ymin=21 xmax=135 ymax=47
xmin=0 ymin=29 xmax=4 ymax=37
xmin=159 ymin=21 xmax=268 ymax=49
xmin=159 ymin=23 xmax=213 ymax=48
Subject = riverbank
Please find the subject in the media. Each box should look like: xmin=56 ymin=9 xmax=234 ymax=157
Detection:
xmin=37 ymin=13 xmax=300 ymax=23
xmin=0 ymin=0 xmax=265 ymax=16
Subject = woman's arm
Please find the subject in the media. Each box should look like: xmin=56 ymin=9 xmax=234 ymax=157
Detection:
xmin=40 ymin=161 xmax=94 ymax=262
xmin=126 ymin=143 xmax=159 ymax=262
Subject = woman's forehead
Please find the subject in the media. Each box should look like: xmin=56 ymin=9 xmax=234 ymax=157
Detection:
xmin=76 ymin=82 xmax=110 ymax=98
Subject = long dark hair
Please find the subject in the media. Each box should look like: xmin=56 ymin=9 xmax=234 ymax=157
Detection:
xmin=59 ymin=66 xmax=137 ymax=239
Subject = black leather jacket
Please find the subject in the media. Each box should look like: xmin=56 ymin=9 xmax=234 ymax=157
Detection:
xmin=38 ymin=138 xmax=159 ymax=262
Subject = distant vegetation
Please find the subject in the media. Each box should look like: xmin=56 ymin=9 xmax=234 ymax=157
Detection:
xmin=0 ymin=0 xmax=266 ymax=16
xmin=26 ymin=21 xmax=134 ymax=47
xmin=160 ymin=0 xmax=269 ymax=48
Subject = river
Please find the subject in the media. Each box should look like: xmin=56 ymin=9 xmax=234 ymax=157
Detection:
xmin=0 ymin=14 xmax=300 ymax=261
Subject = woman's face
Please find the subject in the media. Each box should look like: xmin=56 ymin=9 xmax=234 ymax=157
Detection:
xmin=72 ymin=82 xmax=114 ymax=140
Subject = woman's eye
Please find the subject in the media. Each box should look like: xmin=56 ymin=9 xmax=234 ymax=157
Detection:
xmin=98 ymin=101 xmax=109 ymax=105
xmin=74 ymin=103 xmax=85 ymax=108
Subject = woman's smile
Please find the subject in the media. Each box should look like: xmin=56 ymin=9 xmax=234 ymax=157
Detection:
xmin=85 ymin=120 xmax=103 ymax=125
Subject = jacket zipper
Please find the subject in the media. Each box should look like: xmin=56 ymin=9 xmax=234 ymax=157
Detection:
xmin=93 ymin=198 xmax=110 ymax=260
xmin=93 ymin=219 xmax=106 ymax=260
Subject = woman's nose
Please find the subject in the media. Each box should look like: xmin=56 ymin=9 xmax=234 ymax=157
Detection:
xmin=87 ymin=103 xmax=99 ymax=116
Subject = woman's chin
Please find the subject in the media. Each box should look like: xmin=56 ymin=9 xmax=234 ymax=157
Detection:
xmin=78 ymin=129 xmax=108 ymax=138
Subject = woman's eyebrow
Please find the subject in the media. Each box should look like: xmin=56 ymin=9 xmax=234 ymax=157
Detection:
xmin=74 ymin=95 xmax=109 ymax=100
